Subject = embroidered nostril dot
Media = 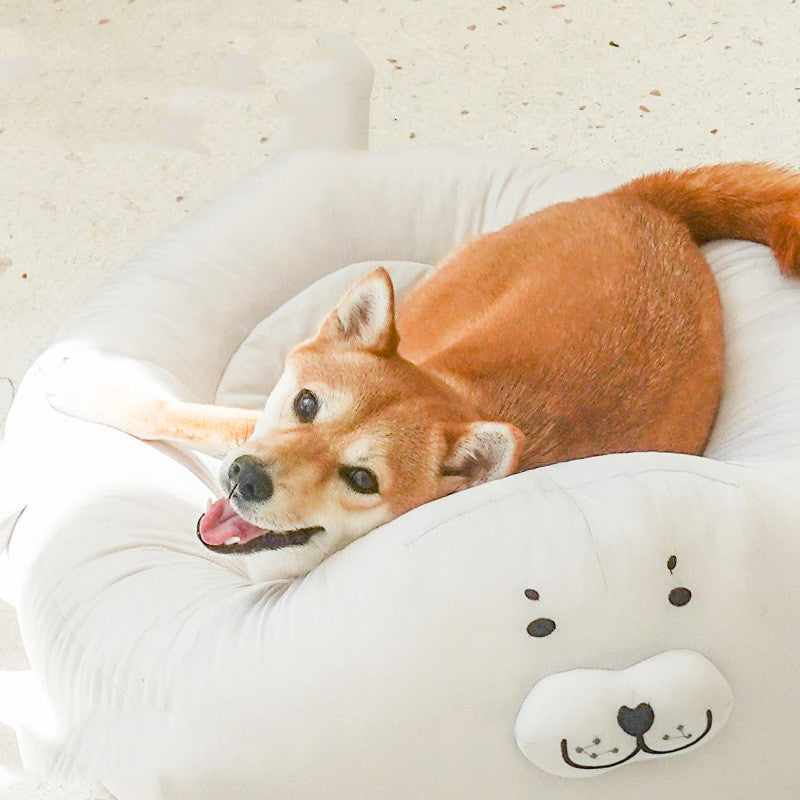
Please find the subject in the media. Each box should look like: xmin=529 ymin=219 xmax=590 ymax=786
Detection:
xmin=667 ymin=554 xmax=677 ymax=573
xmin=669 ymin=586 xmax=692 ymax=606
xmin=527 ymin=618 xmax=556 ymax=637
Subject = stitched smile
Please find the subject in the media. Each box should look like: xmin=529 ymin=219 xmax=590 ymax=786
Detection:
xmin=560 ymin=709 xmax=713 ymax=770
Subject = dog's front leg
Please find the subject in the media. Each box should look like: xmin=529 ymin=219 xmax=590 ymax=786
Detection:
xmin=44 ymin=358 xmax=261 ymax=456
xmin=89 ymin=399 xmax=262 ymax=455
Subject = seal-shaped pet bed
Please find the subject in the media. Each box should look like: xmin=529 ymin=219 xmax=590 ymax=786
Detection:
xmin=3 ymin=49 xmax=800 ymax=800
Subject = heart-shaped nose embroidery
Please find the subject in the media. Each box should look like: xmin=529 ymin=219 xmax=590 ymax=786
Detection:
xmin=617 ymin=703 xmax=655 ymax=737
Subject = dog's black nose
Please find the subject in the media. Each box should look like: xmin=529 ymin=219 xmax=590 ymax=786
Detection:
xmin=229 ymin=456 xmax=273 ymax=503
xmin=617 ymin=703 xmax=655 ymax=737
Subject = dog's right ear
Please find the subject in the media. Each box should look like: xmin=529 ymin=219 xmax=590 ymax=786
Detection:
xmin=441 ymin=421 xmax=524 ymax=491
xmin=317 ymin=267 xmax=399 ymax=356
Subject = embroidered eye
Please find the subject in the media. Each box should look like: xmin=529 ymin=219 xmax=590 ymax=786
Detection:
xmin=293 ymin=389 xmax=318 ymax=423
xmin=340 ymin=466 xmax=380 ymax=494
xmin=669 ymin=587 xmax=692 ymax=607
xmin=527 ymin=618 xmax=556 ymax=637
xmin=665 ymin=555 xmax=691 ymax=606
xmin=524 ymin=590 xmax=555 ymax=637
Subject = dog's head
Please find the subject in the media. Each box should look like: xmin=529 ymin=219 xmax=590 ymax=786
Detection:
xmin=198 ymin=268 xmax=523 ymax=573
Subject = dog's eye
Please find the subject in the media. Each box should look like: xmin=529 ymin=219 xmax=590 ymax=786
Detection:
xmin=339 ymin=466 xmax=379 ymax=494
xmin=293 ymin=389 xmax=318 ymax=423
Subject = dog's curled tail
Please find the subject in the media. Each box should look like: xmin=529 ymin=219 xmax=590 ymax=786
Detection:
xmin=620 ymin=162 xmax=800 ymax=276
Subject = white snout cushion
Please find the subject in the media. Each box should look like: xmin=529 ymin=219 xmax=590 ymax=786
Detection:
xmin=4 ymin=149 xmax=800 ymax=800
xmin=515 ymin=649 xmax=734 ymax=777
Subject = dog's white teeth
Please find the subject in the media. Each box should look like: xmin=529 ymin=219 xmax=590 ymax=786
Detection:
xmin=224 ymin=536 xmax=241 ymax=546
xmin=206 ymin=499 xmax=213 ymax=511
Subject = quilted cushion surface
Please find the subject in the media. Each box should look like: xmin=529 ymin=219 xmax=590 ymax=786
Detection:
xmin=3 ymin=149 xmax=800 ymax=799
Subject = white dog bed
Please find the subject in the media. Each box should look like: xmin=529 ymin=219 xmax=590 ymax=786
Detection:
xmin=3 ymin=51 xmax=800 ymax=800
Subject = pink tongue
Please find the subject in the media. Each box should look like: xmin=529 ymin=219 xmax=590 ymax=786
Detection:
xmin=199 ymin=498 xmax=266 ymax=546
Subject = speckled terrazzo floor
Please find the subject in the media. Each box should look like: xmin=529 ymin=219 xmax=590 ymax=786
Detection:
xmin=0 ymin=1 xmax=798 ymax=797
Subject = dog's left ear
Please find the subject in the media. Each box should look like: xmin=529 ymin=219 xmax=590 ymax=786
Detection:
xmin=441 ymin=421 xmax=524 ymax=490
xmin=318 ymin=267 xmax=399 ymax=356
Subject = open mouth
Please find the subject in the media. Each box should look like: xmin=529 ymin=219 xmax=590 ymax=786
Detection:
xmin=196 ymin=498 xmax=323 ymax=555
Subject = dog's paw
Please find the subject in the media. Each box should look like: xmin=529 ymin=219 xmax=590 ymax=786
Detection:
xmin=43 ymin=356 xmax=161 ymax=436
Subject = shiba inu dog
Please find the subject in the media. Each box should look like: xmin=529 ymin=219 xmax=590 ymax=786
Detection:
xmin=48 ymin=163 xmax=800 ymax=577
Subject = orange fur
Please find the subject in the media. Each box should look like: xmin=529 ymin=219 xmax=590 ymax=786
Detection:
xmin=225 ymin=162 xmax=800 ymax=534
xmin=395 ymin=163 xmax=800 ymax=472
xmin=49 ymin=162 xmax=800 ymax=561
